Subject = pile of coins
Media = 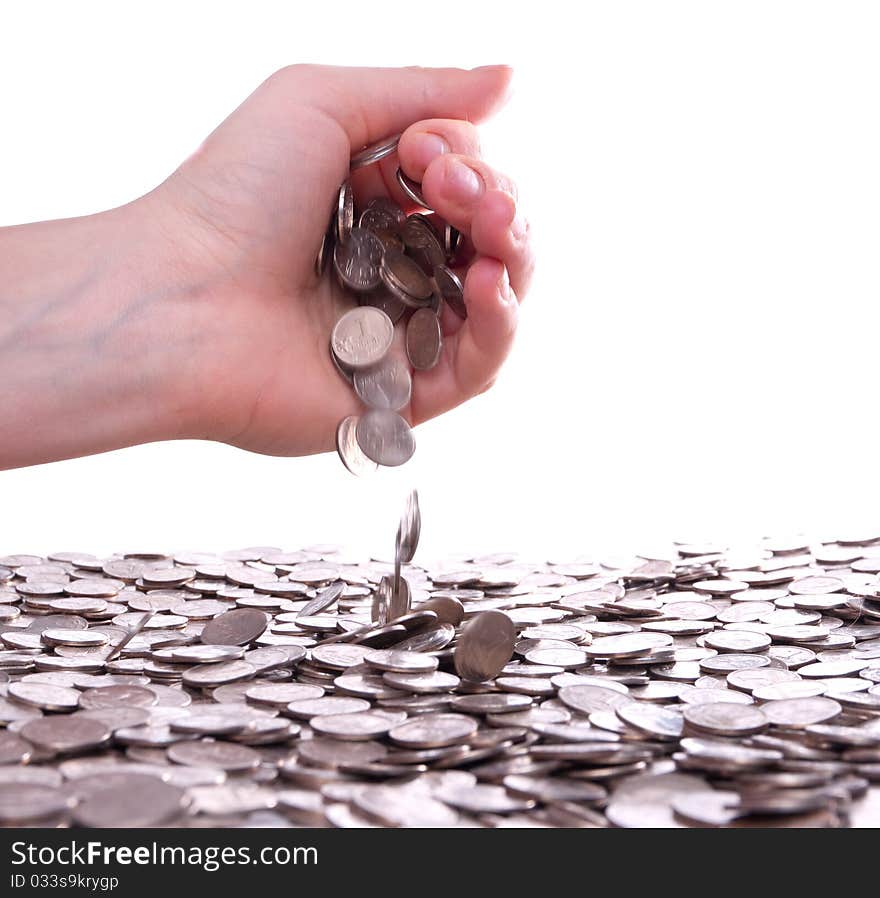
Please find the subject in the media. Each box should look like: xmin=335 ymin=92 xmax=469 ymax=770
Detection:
xmin=5 ymin=526 xmax=880 ymax=826
xmin=325 ymin=134 xmax=466 ymax=474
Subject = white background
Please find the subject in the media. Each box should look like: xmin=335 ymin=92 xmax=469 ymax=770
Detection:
xmin=1 ymin=1 xmax=878 ymax=561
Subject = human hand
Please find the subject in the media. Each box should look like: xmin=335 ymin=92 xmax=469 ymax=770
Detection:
xmin=149 ymin=64 xmax=534 ymax=457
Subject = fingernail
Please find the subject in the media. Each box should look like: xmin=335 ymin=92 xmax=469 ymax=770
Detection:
xmin=409 ymin=132 xmax=449 ymax=171
xmin=445 ymin=157 xmax=484 ymax=203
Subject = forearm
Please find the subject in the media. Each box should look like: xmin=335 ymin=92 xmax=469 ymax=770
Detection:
xmin=0 ymin=203 xmax=199 ymax=469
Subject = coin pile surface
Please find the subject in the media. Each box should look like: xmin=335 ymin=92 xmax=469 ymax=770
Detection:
xmin=5 ymin=529 xmax=880 ymax=827
xmin=326 ymin=134 xmax=465 ymax=474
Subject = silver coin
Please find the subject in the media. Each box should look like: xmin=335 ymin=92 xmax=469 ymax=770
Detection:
xmin=760 ymin=696 xmax=842 ymax=727
xmin=286 ymin=696 xmax=370 ymax=719
xmin=395 ymin=168 xmax=430 ymax=209
xmin=448 ymin=693 xmax=532 ymax=714
xmin=362 ymin=648 xmax=438 ymax=674
xmin=704 ymin=630 xmax=772 ymax=653
xmin=350 ymin=135 xmax=400 ymax=170
xmin=433 ymin=265 xmax=467 ymax=319
xmin=246 ymin=683 xmax=324 ymax=708
xmin=0 ymin=784 xmax=73 ymax=824
xmin=454 ymin=610 xmax=516 ymax=682
xmin=311 ymin=712 xmax=395 ymax=741
xmin=336 ymin=181 xmax=354 ymax=244
xmin=359 ymin=197 xmax=406 ymax=234
xmin=682 ymin=702 xmax=768 ymax=736
xmin=355 ymin=409 xmax=416 ymax=467
xmin=752 ymin=680 xmax=826 ymax=702
xmin=726 ymin=667 xmax=800 ymax=693
xmin=333 ymin=227 xmax=383 ymax=293
xmin=20 ymin=716 xmax=111 ymax=753
xmin=182 ymin=660 xmax=256 ymax=688
xmin=617 ymin=703 xmax=684 ymax=740
xmin=167 ymin=740 xmax=260 ymax=772
xmin=584 ymin=632 xmax=673 ymax=659
xmin=558 ymin=684 xmax=632 ymax=715
xmin=201 ymin=609 xmax=267 ymax=646
xmin=7 ymin=681 xmax=80 ymax=711
xmin=297 ymin=738 xmax=387 ymax=769
xmin=389 ymin=713 xmax=478 ymax=748
xmin=382 ymin=670 xmax=460 ymax=694
xmin=354 ymin=356 xmax=412 ymax=411
xmin=331 ymin=307 xmax=395 ymax=371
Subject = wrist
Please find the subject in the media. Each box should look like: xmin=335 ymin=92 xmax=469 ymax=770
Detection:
xmin=0 ymin=200 xmax=208 ymax=466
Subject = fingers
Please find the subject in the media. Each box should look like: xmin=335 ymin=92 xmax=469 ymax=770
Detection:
xmin=280 ymin=64 xmax=513 ymax=151
xmin=353 ymin=118 xmax=482 ymax=209
xmin=420 ymin=153 xmax=534 ymax=302
xmin=421 ymin=154 xmax=519 ymax=219
xmin=397 ymin=120 xmax=481 ymax=180
xmin=410 ymin=257 xmax=518 ymax=425
xmin=469 ymin=188 xmax=535 ymax=301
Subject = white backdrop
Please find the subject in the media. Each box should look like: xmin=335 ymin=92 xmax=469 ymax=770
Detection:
xmin=1 ymin=1 xmax=879 ymax=560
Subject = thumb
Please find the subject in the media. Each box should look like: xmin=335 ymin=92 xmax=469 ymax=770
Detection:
xmin=276 ymin=63 xmax=513 ymax=150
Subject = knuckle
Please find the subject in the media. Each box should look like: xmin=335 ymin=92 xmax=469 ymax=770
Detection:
xmin=267 ymin=63 xmax=318 ymax=91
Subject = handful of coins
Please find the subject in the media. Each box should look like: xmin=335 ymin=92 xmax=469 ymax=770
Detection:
xmin=323 ymin=134 xmax=466 ymax=475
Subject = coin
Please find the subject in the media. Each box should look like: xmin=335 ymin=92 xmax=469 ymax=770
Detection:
xmin=449 ymin=693 xmax=532 ymax=714
xmin=704 ymin=631 xmax=772 ymax=653
xmin=380 ymin=249 xmax=433 ymax=304
xmin=682 ymin=702 xmax=768 ymax=736
xmin=395 ymin=168 xmax=430 ymax=209
xmin=73 ymin=774 xmax=187 ymax=827
xmin=558 ymin=684 xmax=631 ymax=715
xmin=382 ymin=670 xmax=460 ymax=694
xmin=79 ymin=685 xmax=158 ymax=710
xmin=617 ymin=703 xmax=684 ymax=740
xmin=454 ymin=611 xmax=516 ymax=682
xmin=584 ymin=632 xmax=673 ymax=659
xmin=333 ymin=416 xmax=378 ymax=476
xmin=350 ymin=135 xmax=400 ymax=170
xmin=401 ymin=215 xmax=445 ymax=269
xmin=406 ymin=308 xmax=442 ymax=370
xmin=0 ymin=784 xmax=73 ymax=824
xmin=331 ymin=307 xmax=395 ymax=371
xmin=8 ymin=681 xmax=80 ymax=711
xmin=761 ymin=697 xmax=842 ymax=727
xmin=336 ymin=181 xmax=354 ymax=244
xmin=389 ymin=713 xmax=478 ymax=748
xmin=167 ymin=740 xmax=260 ymax=772
xmin=334 ymin=227 xmax=384 ymax=292
xmin=20 ymin=716 xmax=112 ymax=753
xmin=353 ymin=355 xmax=412 ymax=410
xmin=355 ymin=410 xmax=416 ymax=467
xmin=355 ymin=646 xmax=434 ymax=675
xmin=355 ymin=784 xmax=458 ymax=827
xmin=201 ymin=609 xmax=267 ymax=646
xmin=311 ymin=712 xmax=395 ymax=741
xmin=286 ymin=696 xmax=369 ymax=719
xmin=358 ymin=196 xmax=406 ymax=232
xmin=297 ymin=738 xmax=387 ymax=769
xmin=182 ymin=660 xmax=256 ymax=688
xmin=432 ymin=266 xmax=467 ymax=319
xmin=726 ymin=667 xmax=800 ymax=693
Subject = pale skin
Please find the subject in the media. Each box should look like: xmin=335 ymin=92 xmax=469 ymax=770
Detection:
xmin=0 ymin=64 xmax=533 ymax=469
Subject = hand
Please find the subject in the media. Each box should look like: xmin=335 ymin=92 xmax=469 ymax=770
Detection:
xmin=150 ymin=64 xmax=534 ymax=457
xmin=0 ymin=65 xmax=534 ymax=470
